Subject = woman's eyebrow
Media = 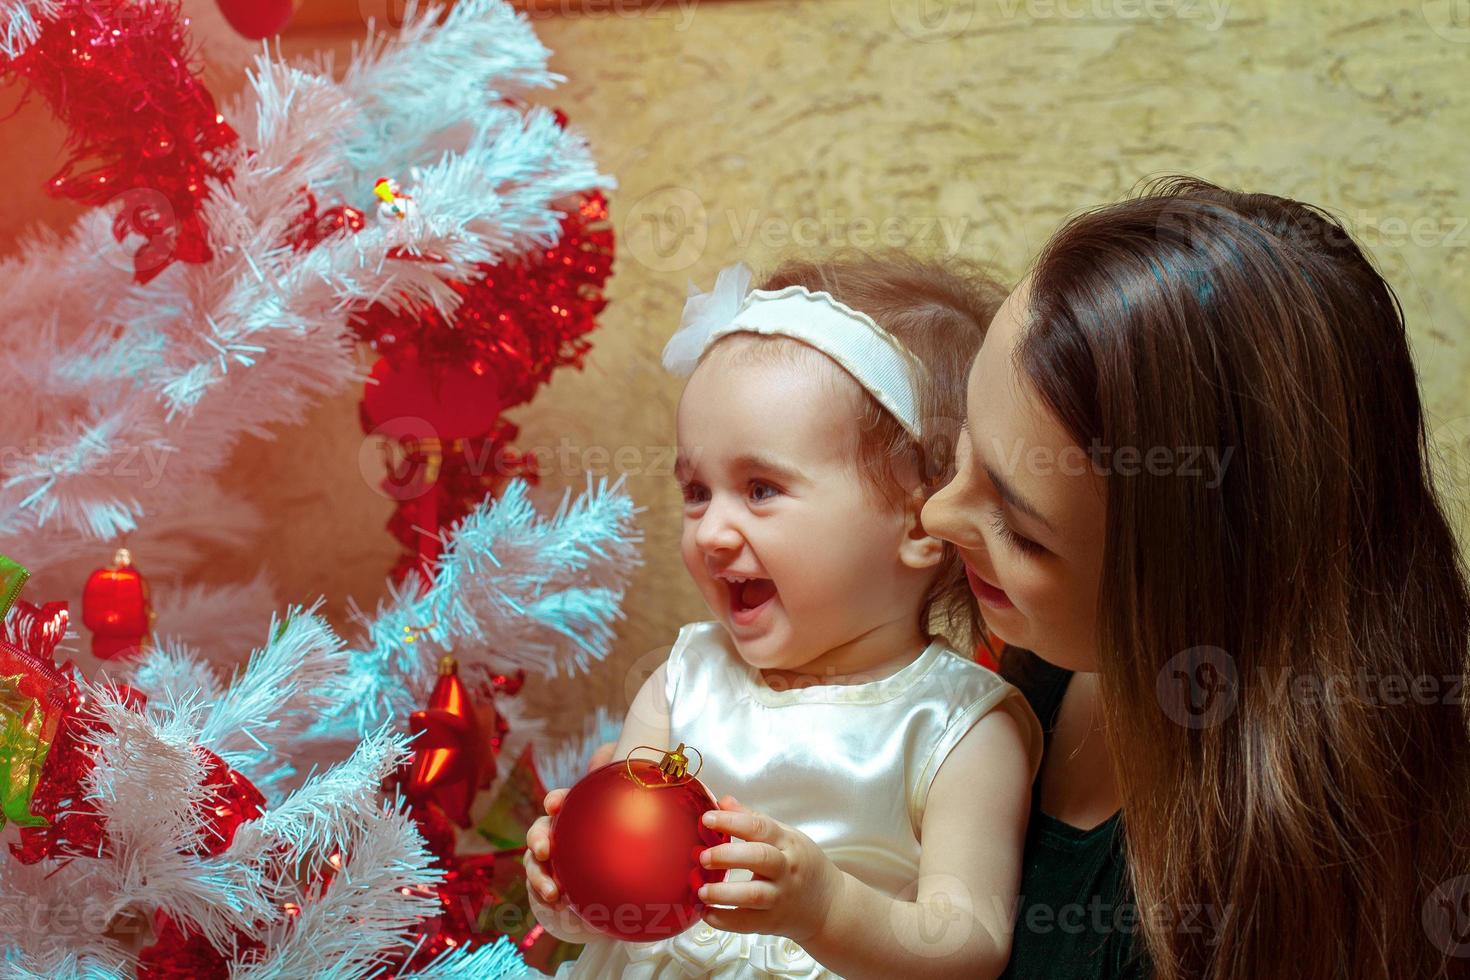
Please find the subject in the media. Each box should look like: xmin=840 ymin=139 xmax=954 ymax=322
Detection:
xmin=963 ymin=419 xmax=1056 ymax=533
xmin=983 ymin=459 xmax=1056 ymax=534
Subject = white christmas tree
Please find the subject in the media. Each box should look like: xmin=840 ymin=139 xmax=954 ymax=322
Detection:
xmin=0 ymin=0 xmax=610 ymax=627
xmin=0 ymin=0 xmax=633 ymax=975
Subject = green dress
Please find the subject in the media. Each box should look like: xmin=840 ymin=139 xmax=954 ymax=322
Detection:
xmin=999 ymin=653 xmax=1151 ymax=980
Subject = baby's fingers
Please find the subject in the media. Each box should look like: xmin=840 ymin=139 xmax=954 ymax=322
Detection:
xmin=526 ymin=814 xmax=555 ymax=861
xmin=543 ymin=787 xmax=570 ymax=815
xmin=523 ymin=849 xmax=561 ymax=903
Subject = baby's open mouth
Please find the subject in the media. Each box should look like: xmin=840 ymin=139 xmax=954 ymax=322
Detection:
xmin=727 ymin=578 xmax=777 ymax=615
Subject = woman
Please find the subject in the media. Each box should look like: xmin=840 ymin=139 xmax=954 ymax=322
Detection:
xmin=921 ymin=176 xmax=1470 ymax=979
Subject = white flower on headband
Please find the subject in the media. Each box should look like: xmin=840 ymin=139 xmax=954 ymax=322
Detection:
xmin=659 ymin=261 xmax=928 ymax=438
xmin=661 ymin=263 xmax=754 ymax=376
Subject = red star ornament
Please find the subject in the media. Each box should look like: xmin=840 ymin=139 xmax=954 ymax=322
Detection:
xmin=406 ymin=655 xmax=499 ymax=827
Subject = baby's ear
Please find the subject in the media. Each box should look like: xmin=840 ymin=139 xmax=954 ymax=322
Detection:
xmin=898 ymin=489 xmax=945 ymax=570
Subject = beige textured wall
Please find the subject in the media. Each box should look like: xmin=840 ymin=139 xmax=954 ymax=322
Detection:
xmin=4 ymin=0 xmax=1468 ymax=742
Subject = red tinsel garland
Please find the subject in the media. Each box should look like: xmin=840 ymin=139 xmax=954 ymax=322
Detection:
xmin=138 ymin=911 xmax=264 ymax=980
xmin=2 ymin=0 xmax=238 ymax=283
xmin=8 ymin=678 xmax=139 ymax=864
xmin=352 ymin=191 xmax=614 ymax=408
xmin=354 ymin=191 xmax=615 ymax=586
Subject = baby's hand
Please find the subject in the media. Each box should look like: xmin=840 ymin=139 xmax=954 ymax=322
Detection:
xmin=524 ymin=787 xmax=570 ymax=906
xmin=522 ymin=741 xmax=618 ymax=942
xmin=696 ymin=796 xmax=846 ymax=945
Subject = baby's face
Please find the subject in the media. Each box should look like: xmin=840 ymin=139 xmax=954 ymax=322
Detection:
xmin=674 ymin=344 xmax=917 ymax=672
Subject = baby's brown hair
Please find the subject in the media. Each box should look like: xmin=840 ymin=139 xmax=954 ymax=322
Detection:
xmin=708 ymin=248 xmax=1006 ymax=652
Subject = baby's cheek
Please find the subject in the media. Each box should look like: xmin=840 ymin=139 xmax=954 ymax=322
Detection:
xmin=678 ymin=526 xmax=702 ymax=573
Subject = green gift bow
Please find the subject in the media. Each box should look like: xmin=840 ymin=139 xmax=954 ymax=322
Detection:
xmin=0 ymin=554 xmax=55 ymax=829
xmin=0 ymin=554 xmax=27 ymax=620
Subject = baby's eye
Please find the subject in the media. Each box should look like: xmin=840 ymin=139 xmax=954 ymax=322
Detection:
xmin=679 ymin=481 xmax=709 ymax=505
xmin=748 ymin=480 xmax=780 ymax=502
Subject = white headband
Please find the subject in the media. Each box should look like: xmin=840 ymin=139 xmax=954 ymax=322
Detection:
xmin=661 ymin=263 xmax=928 ymax=439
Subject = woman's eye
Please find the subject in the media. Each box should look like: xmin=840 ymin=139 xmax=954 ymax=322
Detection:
xmin=748 ymin=480 xmax=780 ymax=502
xmin=988 ymin=510 xmax=1044 ymax=556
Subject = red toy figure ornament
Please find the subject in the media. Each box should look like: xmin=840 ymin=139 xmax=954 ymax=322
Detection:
xmin=81 ymin=549 xmax=154 ymax=660
xmin=550 ymin=743 xmax=729 ymax=941
xmin=405 ymin=655 xmax=500 ymax=828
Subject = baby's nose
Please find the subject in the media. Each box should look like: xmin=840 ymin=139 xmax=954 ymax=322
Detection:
xmin=694 ymin=506 xmax=743 ymax=554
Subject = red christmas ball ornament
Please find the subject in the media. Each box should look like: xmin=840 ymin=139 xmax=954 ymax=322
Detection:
xmin=81 ymin=549 xmax=154 ymax=660
xmin=214 ymin=0 xmax=296 ymax=39
xmin=362 ymin=356 xmax=507 ymax=443
xmin=550 ymin=743 xmax=728 ymax=941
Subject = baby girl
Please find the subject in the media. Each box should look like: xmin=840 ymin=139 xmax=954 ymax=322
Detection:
xmin=524 ymin=254 xmax=1043 ymax=978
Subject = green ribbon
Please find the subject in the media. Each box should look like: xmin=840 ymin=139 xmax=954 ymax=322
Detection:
xmin=0 ymin=673 xmax=52 ymax=830
xmin=0 ymin=555 xmax=50 ymax=830
xmin=0 ymin=555 xmax=28 ymax=619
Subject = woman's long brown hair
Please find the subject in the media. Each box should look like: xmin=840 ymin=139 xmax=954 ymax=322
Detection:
xmin=1018 ymin=176 xmax=1470 ymax=978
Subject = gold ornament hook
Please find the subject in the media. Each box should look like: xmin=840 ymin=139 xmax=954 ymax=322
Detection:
xmin=626 ymin=742 xmax=704 ymax=790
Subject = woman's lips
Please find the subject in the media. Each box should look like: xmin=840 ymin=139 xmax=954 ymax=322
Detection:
xmin=965 ymin=564 xmax=1014 ymax=609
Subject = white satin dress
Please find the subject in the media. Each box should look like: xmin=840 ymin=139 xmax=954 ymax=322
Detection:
xmin=549 ymin=620 xmax=1043 ymax=979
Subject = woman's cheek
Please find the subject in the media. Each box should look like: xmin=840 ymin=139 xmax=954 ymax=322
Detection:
xmin=1001 ymin=560 xmax=1051 ymax=622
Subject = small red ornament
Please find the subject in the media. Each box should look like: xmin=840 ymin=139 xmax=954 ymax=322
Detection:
xmin=81 ymin=548 xmax=154 ymax=660
xmin=191 ymin=746 xmax=266 ymax=856
xmin=405 ymin=655 xmax=500 ymax=828
xmin=214 ymin=0 xmax=296 ymax=39
xmin=283 ymin=190 xmax=366 ymax=252
xmin=550 ymin=744 xmax=728 ymax=941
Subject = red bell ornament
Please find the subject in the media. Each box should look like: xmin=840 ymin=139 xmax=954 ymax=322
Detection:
xmin=81 ymin=549 xmax=154 ymax=660
xmin=550 ymin=744 xmax=729 ymax=941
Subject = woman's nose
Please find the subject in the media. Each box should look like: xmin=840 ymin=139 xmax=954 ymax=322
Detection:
xmin=922 ymin=476 xmax=984 ymax=551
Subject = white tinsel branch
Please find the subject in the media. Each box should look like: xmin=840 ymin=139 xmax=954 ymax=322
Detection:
xmin=0 ymin=944 xmax=132 ymax=979
xmin=79 ymin=682 xmax=280 ymax=950
xmin=400 ymin=937 xmax=534 ymax=979
xmin=194 ymin=605 xmax=346 ymax=789
xmin=0 ymin=0 xmax=60 ymax=58
xmin=332 ymin=0 xmax=563 ymax=185
xmin=534 ymin=703 xmax=625 ymax=792
xmin=232 ymin=804 xmax=445 ymax=980
xmin=229 ymin=725 xmax=411 ymax=869
xmin=319 ymin=475 xmax=643 ymax=739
